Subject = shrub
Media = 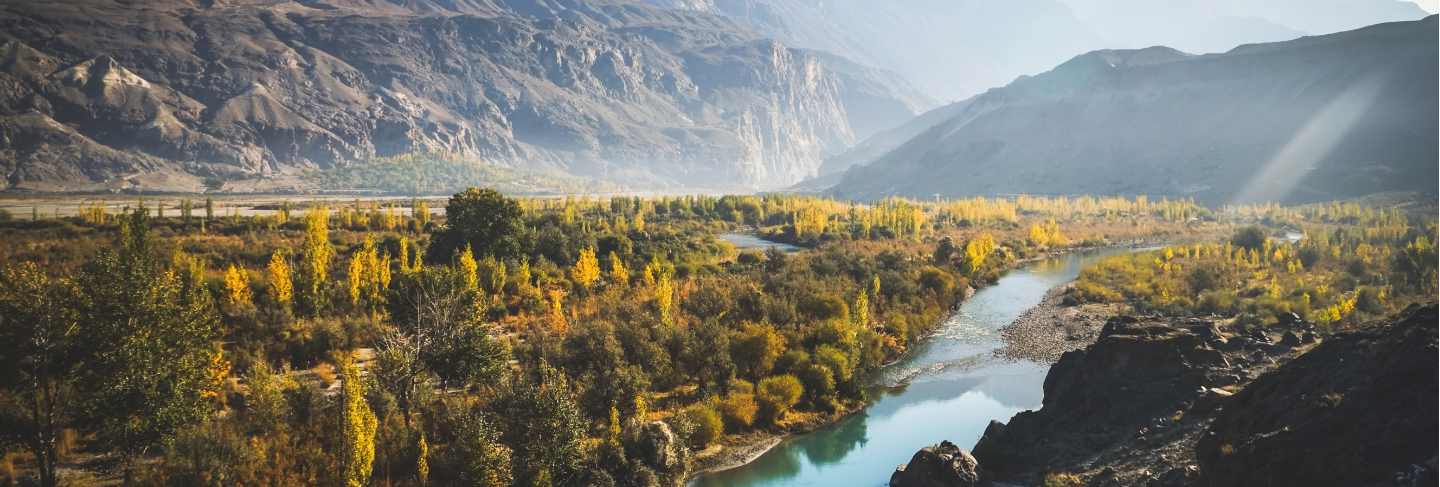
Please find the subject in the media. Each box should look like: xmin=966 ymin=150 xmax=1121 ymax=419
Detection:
xmin=679 ymin=404 xmax=723 ymax=449
xmin=1043 ymin=472 xmax=1084 ymax=487
xmin=756 ymin=375 xmax=803 ymax=426
xmin=714 ymin=393 xmax=757 ymax=432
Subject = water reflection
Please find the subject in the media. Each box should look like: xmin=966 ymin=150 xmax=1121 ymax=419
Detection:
xmin=718 ymin=233 xmax=803 ymax=253
xmin=690 ymin=248 xmax=1137 ymax=487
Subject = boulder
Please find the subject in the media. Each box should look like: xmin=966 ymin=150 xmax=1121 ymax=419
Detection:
xmin=890 ymin=440 xmax=981 ymax=487
xmin=626 ymin=421 xmax=688 ymax=475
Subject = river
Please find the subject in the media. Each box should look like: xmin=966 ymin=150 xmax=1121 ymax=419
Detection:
xmin=690 ymin=247 xmax=1138 ymax=487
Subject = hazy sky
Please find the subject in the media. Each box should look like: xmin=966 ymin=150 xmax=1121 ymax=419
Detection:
xmin=1415 ymin=0 xmax=1438 ymax=12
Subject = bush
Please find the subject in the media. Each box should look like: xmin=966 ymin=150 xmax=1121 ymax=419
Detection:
xmin=1231 ymin=226 xmax=1268 ymax=251
xmin=679 ymin=404 xmax=723 ymax=449
xmin=756 ymin=375 xmax=803 ymax=426
xmin=1043 ymin=472 xmax=1084 ymax=487
xmin=714 ymin=393 xmax=757 ymax=432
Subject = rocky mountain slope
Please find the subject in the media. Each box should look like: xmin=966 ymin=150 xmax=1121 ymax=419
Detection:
xmin=889 ymin=304 xmax=1437 ymax=487
xmin=827 ymin=16 xmax=1438 ymax=205
xmin=0 ymin=0 xmax=925 ymax=192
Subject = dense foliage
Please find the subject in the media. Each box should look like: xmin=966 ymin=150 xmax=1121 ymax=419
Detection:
xmin=0 ymin=190 xmax=1367 ymax=486
xmin=1072 ymin=203 xmax=1437 ymax=328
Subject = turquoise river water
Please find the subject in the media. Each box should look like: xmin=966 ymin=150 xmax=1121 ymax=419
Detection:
xmin=690 ymin=248 xmax=1137 ymax=487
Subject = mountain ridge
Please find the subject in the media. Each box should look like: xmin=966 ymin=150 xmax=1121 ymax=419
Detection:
xmin=825 ymin=16 xmax=1439 ymax=205
xmin=0 ymin=0 xmax=925 ymax=193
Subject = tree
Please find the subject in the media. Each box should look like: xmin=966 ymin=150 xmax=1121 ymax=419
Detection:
xmin=1231 ymin=226 xmax=1268 ymax=251
xmin=479 ymin=256 xmax=506 ymax=295
xmin=267 ymin=250 xmax=294 ymax=309
xmin=381 ymin=266 xmax=507 ymax=416
xmin=678 ymin=404 xmax=723 ymax=449
xmin=756 ymin=375 xmax=803 ymax=426
xmin=655 ymin=273 xmax=675 ymax=326
xmin=445 ymin=406 xmax=511 ymax=487
xmin=223 ymin=264 xmax=252 ymax=308
xmin=683 ymin=321 xmax=734 ymax=395
xmin=74 ymin=209 xmax=223 ymax=481
xmin=0 ymin=262 xmax=82 ymax=487
xmin=338 ymin=354 xmax=378 ymax=487
xmin=494 ymin=363 xmax=586 ymax=486
xmin=571 ymin=246 xmax=601 ymax=289
xmin=458 ymin=245 xmax=479 ymax=291
xmin=731 ymin=323 xmax=785 ymax=381
xmin=607 ymin=251 xmax=630 ymax=285
xmin=962 ymin=233 xmax=997 ymax=275
xmin=427 ymin=188 xmax=525 ymax=262
xmin=302 ymin=206 xmax=334 ymax=311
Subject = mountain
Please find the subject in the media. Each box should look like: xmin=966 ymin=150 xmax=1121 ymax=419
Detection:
xmin=826 ymin=17 xmax=1439 ymax=206
xmin=0 ymin=0 xmax=926 ymax=193
xmin=645 ymin=0 xmax=1104 ymax=103
xmin=646 ymin=0 xmax=1430 ymax=104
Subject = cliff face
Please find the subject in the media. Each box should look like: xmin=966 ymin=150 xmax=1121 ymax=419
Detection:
xmin=827 ymin=16 xmax=1439 ymax=205
xmin=0 ymin=0 xmax=915 ymax=192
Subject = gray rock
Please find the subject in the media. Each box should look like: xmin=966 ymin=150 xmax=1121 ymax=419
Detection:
xmin=890 ymin=440 xmax=981 ymax=487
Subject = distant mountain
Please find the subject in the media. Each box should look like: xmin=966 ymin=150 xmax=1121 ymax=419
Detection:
xmin=649 ymin=0 xmax=1430 ymax=103
xmin=826 ymin=17 xmax=1438 ymax=205
xmin=0 ymin=0 xmax=926 ymax=192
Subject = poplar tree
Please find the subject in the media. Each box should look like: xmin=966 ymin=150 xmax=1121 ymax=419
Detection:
xmin=267 ymin=250 xmax=294 ymax=309
xmin=302 ymin=206 xmax=334 ymax=310
xmin=338 ymin=355 xmax=377 ymax=487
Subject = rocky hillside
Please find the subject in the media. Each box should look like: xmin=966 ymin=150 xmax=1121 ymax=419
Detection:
xmin=889 ymin=304 xmax=1438 ymax=487
xmin=0 ymin=0 xmax=924 ymax=192
xmin=827 ymin=16 xmax=1439 ymax=206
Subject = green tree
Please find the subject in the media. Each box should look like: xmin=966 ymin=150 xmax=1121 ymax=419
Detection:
xmin=445 ymin=406 xmax=512 ymax=487
xmin=74 ymin=209 xmax=223 ymax=482
xmin=731 ymin=323 xmax=786 ymax=381
xmin=427 ymin=188 xmax=525 ymax=262
xmin=0 ymin=263 xmax=82 ymax=487
xmin=1231 ymin=226 xmax=1268 ymax=251
xmin=494 ymin=363 xmax=586 ymax=486
xmin=679 ymin=404 xmax=723 ymax=449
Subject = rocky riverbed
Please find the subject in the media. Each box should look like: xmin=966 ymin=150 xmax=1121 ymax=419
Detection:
xmin=994 ymin=283 xmax=1120 ymax=364
xmin=891 ymin=304 xmax=1439 ymax=487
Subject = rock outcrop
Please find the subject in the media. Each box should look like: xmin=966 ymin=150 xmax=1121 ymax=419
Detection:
xmin=0 ymin=0 xmax=924 ymax=192
xmin=888 ymin=305 xmax=1438 ymax=486
xmin=1197 ymin=305 xmax=1438 ymax=487
xmin=890 ymin=440 xmax=981 ymax=487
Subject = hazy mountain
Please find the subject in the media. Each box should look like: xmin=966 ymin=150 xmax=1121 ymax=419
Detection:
xmin=0 ymin=0 xmax=927 ymax=192
xmin=649 ymin=0 xmax=1430 ymax=103
xmin=826 ymin=17 xmax=1438 ymax=206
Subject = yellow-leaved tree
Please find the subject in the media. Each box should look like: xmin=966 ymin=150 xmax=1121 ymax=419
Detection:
xmin=608 ymin=251 xmax=629 ymax=285
xmin=339 ymin=354 xmax=377 ymax=487
xmin=459 ymin=245 xmax=479 ymax=291
xmin=267 ymin=250 xmax=293 ymax=309
xmin=571 ymin=247 xmax=601 ymax=289
xmin=223 ymin=264 xmax=251 ymax=307
xmin=302 ymin=206 xmax=333 ymax=309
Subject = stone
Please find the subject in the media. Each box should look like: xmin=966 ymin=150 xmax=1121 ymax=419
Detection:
xmin=890 ymin=440 xmax=982 ymax=487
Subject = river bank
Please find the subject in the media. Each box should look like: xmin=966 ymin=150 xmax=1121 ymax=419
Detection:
xmin=686 ymin=246 xmax=1150 ymax=486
